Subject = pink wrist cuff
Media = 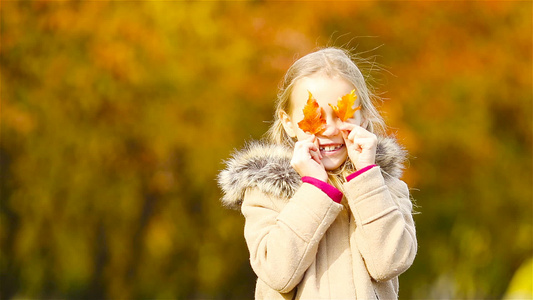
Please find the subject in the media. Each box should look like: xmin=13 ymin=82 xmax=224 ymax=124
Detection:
xmin=301 ymin=176 xmax=343 ymax=203
xmin=346 ymin=164 xmax=378 ymax=182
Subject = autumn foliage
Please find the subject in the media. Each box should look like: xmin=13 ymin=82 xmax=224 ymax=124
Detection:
xmin=298 ymin=92 xmax=327 ymax=134
xmin=1 ymin=2 xmax=531 ymax=300
xmin=329 ymin=89 xmax=361 ymax=122
xmin=298 ymin=90 xmax=361 ymax=134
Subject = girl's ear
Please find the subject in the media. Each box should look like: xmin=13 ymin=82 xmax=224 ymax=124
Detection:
xmin=278 ymin=110 xmax=297 ymax=138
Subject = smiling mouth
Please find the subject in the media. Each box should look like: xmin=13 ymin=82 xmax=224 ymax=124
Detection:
xmin=319 ymin=144 xmax=344 ymax=153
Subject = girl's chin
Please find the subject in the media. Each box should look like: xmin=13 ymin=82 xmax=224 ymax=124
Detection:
xmin=322 ymin=149 xmax=348 ymax=171
xmin=322 ymin=156 xmax=348 ymax=171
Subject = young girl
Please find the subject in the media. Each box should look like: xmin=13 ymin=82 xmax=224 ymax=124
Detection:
xmin=218 ymin=47 xmax=417 ymax=300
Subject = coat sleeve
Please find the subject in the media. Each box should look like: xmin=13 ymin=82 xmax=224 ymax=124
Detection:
xmin=241 ymin=183 xmax=343 ymax=293
xmin=343 ymin=166 xmax=417 ymax=282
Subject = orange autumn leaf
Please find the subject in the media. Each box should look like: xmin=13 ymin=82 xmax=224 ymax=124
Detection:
xmin=329 ymin=89 xmax=361 ymax=121
xmin=297 ymin=91 xmax=326 ymax=135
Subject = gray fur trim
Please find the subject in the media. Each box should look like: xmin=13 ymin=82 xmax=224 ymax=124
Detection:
xmin=375 ymin=136 xmax=407 ymax=179
xmin=217 ymin=141 xmax=301 ymax=209
xmin=217 ymin=136 xmax=407 ymax=209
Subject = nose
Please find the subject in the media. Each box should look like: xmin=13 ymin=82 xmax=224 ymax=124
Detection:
xmin=321 ymin=115 xmax=341 ymax=136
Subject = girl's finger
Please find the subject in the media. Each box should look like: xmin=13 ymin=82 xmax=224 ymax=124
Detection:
xmin=352 ymin=137 xmax=375 ymax=150
xmin=342 ymin=130 xmax=353 ymax=146
xmin=312 ymin=136 xmax=323 ymax=159
xmin=295 ymin=135 xmax=315 ymax=149
xmin=339 ymin=122 xmax=357 ymax=132
xmin=347 ymin=127 xmax=359 ymax=141
xmin=348 ymin=125 xmax=374 ymax=141
xmin=295 ymin=139 xmax=320 ymax=160
xmin=305 ymin=134 xmax=316 ymax=143
xmin=340 ymin=123 xmax=372 ymax=141
xmin=310 ymin=149 xmax=321 ymax=163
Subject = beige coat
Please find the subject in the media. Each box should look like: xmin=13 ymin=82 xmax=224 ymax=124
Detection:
xmin=218 ymin=137 xmax=417 ymax=299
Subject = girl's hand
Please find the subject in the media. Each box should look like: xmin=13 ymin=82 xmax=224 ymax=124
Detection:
xmin=340 ymin=122 xmax=378 ymax=171
xmin=291 ymin=135 xmax=328 ymax=182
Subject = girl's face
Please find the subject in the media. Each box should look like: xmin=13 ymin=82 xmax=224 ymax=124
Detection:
xmin=281 ymin=73 xmax=364 ymax=171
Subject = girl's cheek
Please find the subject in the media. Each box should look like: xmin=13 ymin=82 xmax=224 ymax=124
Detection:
xmin=295 ymin=129 xmax=312 ymax=141
xmin=349 ymin=111 xmax=363 ymax=126
xmin=345 ymin=116 xmax=362 ymax=126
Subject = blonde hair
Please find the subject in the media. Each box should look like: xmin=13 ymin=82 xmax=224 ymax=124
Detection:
xmin=265 ymin=47 xmax=387 ymax=192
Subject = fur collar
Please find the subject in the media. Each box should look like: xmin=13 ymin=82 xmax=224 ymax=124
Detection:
xmin=217 ymin=136 xmax=407 ymax=209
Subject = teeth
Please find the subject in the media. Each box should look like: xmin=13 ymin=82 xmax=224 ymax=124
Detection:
xmin=320 ymin=145 xmax=342 ymax=152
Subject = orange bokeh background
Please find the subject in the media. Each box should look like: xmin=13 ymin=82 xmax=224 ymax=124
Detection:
xmin=1 ymin=2 xmax=531 ymax=299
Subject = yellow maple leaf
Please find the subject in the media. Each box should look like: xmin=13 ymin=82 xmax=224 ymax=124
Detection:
xmin=329 ymin=89 xmax=361 ymax=121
